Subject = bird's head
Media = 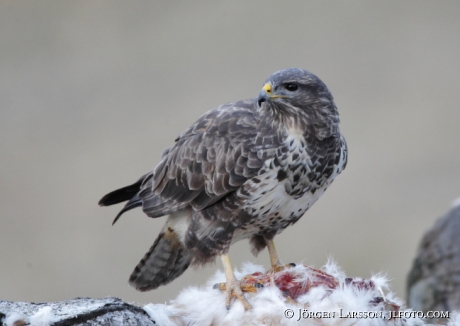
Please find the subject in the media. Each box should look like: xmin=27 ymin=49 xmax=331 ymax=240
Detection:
xmin=257 ymin=68 xmax=340 ymax=140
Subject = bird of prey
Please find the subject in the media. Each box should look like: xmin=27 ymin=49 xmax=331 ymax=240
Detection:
xmin=99 ymin=68 xmax=347 ymax=310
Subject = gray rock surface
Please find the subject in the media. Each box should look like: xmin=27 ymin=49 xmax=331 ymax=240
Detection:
xmin=407 ymin=203 xmax=460 ymax=314
xmin=0 ymin=297 xmax=157 ymax=326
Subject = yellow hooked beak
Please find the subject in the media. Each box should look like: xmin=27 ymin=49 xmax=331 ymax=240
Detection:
xmin=262 ymin=83 xmax=286 ymax=99
xmin=262 ymin=83 xmax=272 ymax=94
xmin=258 ymin=83 xmax=286 ymax=107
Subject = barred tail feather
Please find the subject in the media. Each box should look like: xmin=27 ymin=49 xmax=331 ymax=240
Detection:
xmin=129 ymin=226 xmax=191 ymax=291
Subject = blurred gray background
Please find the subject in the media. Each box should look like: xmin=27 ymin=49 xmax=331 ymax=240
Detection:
xmin=1 ymin=1 xmax=459 ymax=306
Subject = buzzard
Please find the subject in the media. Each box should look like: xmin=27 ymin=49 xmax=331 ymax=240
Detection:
xmin=99 ymin=68 xmax=347 ymax=310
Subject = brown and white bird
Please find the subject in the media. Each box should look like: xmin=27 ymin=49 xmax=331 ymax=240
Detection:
xmin=99 ymin=68 xmax=347 ymax=310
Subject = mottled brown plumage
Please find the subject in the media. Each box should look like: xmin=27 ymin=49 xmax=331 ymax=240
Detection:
xmin=99 ymin=68 xmax=347 ymax=303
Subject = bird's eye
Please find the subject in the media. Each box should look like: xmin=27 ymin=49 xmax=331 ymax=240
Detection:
xmin=284 ymin=83 xmax=298 ymax=92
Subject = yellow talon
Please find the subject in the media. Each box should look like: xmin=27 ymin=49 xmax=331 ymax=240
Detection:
xmin=216 ymin=254 xmax=252 ymax=310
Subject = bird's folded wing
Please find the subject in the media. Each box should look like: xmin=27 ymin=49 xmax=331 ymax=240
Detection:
xmin=139 ymin=99 xmax=282 ymax=217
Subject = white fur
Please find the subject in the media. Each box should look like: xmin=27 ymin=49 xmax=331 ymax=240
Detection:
xmin=144 ymin=303 xmax=176 ymax=326
xmin=28 ymin=307 xmax=58 ymax=326
xmin=143 ymin=260 xmax=449 ymax=325
xmin=447 ymin=312 xmax=460 ymax=326
xmin=4 ymin=313 xmax=25 ymax=326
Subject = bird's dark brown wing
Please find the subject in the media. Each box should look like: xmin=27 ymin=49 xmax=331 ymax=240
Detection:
xmin=139 ymin=99 xmax=282 ymax=218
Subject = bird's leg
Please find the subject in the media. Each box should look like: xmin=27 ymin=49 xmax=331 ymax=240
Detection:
xmin=266 ymin=239 xmax=295 ymax=273
xmin=213 ymin=253 xmax=252 ymax=310
xmin=266 ymin=238 xmax=282 ymax=269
